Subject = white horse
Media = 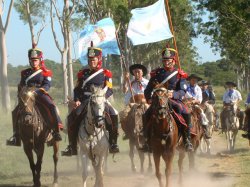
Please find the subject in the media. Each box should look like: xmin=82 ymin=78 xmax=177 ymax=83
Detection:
xmin=78 ymin=86 xmax=109 ymax=187
xmin=223 ymin=104 xmax=239 ymax=152
xmin=200 ymin=102 xmax=215 ymax=154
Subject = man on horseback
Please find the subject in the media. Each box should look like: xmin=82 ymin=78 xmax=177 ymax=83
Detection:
xmin=200 ymin=80 xmax=215 ymax=105
xmin=185 ymin=74 xmax=211 ymax=139
xmin=6 ymin=46 xmax=62 ymax=146
xmin=121 ymin=64 xmax=149 ymax=140
xmin=220 ymin=82 xmax=242 ymax=132
xmin=141 ymin=47 xmax=193 ymax=152
xmin=61 ymin=44 xmax=120 ymax=156
xmin=242 ymin=93 xmax=250 ymax=139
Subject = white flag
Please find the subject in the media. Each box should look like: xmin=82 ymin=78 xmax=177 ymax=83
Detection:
xmin=127 ymin=0 xmax=173 ymax=45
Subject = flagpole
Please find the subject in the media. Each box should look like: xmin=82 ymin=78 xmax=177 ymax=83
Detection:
xmin=115 ymin=25 xmax=135 ymax=103
xmin=165 ymin=0 xmax=181 ymax=69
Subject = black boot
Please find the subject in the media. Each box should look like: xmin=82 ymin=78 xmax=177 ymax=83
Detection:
xmin=109 ymin=115 xmax=120 ymax=153
xmin=6 ymin=133 xmax=21 ymax=146
xmin=182 ymin=113 xmax=193 ymax=152
xmin=6 ymin=109 xmax=21 ymax=147
xmin=61 ymin=144 xmax=77 ymax=156
xmin=202 ymin=125 xmax=211 ymax=139
xmin=52 ymin=131 xmax=62 ymax=141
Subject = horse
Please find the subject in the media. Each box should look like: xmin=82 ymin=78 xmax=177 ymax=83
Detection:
xmin=120 ymin=94 xmax=153 ymax=173
xmin=200 ymin=102 xmax=215 ymax=154
xmin=147 ymin=87 xmax=178 ymax=187
xmin=222 ymin=104 xmax=239 ymax=152
xmin=177 ymin=104 xmax=204 ymax=183
xmin=17 ymin=86 xmax=59 ymax=187
xmin=78 ymin=85 xmax=109 ymax=187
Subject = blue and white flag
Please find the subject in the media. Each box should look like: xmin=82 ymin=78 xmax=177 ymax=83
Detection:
xmin=78 ymin=17 xmax=120 ymax=65
xmin=127 ymin=0 xmax=173 ymax=45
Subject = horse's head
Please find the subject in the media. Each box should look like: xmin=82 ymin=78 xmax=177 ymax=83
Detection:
xmin=18 ymin=87 xmax=37 ymax=124
xmin=88 ymin=85 xmax=106 ymax=128
xmin=152 ymin=87 xmax=171 ymax=119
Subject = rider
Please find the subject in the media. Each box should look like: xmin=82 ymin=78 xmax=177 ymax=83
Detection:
xmin=220 ymin=81 xmax=242 ymax=132
xmin=61 ymin=44 xmax=120 ymax=156
xmin=141 ymin=46 xmax=193 ymax=152
xmin=243 ymin=93 xmax=250 ymax=139
xmin=185 ymin=75 xmax=211 ymax=139
xmin=121 ymin=64 xmax=149 ymax=139
xmin=200 ymin=80 xmax=215 ymax=105
xmin=6 ymin=46 xmax=62 ymax=146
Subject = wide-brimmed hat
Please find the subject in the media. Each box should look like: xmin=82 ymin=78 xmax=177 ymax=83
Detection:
xmin=187 ymin=74 xmax=202 ymax=81
xmin=225 ymin=81 xmax=237 ymax=87
xmin=129 ymin=64 xmax=147 ymax=76
xmin=199 ymin=80 xmax=209 ymax=86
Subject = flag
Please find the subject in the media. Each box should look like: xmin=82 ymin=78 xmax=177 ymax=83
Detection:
xmin=78 ymin=17 xmax=120 ymax=65
xmin=127 ymin=0 xmax=173 ymax=45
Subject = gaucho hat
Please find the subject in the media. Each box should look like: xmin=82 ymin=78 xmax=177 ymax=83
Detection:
xmin=186 ymin=74 xmax=202 ymax=81
xmin=225 ymin=81 xmax=237 ymax=87
xmin=199 ymin=80 xmax=209 ymax=86
xmin=129 ymin=64 xmax=147 ymax=76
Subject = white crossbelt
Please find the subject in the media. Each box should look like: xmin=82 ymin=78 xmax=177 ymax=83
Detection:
xmin=25 ymin=69 xmax=43 ymax=85
xmin=160 ymin=70 xmax=178 ymax=85
xmin=82 ymin=68 xmax=104 ymax=89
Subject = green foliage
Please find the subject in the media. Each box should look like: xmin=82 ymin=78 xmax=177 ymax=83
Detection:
xmin=14 ymin=0 xmax=49 ymax=25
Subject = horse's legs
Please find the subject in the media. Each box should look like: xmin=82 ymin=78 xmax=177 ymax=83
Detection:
xmin=23 ymin=145 xmax=36 ymax=186
xmin=147 ymin=153 xmax=153 ymax=173
xmin=135 ymin=139 xmax=145 ymax=173
xmin=34 ymin=144 xmax=45 ymax=187
xmin=178 ymin=151 xmax=185 ymax=184
xmin=153 ymin=153 xmax=163 ymax=187
xmin=81 ymin=152 xmax=89 ymax=187
xmin=53 ymin=141 xmax=59 ymax=186
xmin=188 ymin=151 xmax=195 ymax=170
xmin=163 ymin=151 xmax=175 ymax=187
xmin=93 ymin=156 xmax=105 ymax=187
xmin=129 ymin=139 xmax=136 ymax=172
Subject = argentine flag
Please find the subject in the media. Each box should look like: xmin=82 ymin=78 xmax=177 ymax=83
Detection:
xmin=127 ymin=0 xmax=173 ymax=45
xmin=78 ymin=17 xmax=121 ymax=65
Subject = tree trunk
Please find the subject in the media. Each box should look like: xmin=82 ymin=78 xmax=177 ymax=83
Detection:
xmin=67 ymin=31 xmax=74 ymax=99
xmin=61 ymin=52 xmax=68 ymax=103
xmin=0 ymin=30 xmax=10 ymax=112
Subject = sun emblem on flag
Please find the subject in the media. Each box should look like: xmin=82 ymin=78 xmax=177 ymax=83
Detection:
xmin=95 ymin=28 xmax=106 ymax=42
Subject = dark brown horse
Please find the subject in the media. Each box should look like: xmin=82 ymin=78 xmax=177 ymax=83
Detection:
xmin=148 ymin=87 xmax=178 ymax=187
xmin=18 ymin=87 xmax=59 ymax=187
xmin=120 ymin=94 xmax=153 ymax=173
xmin=177 ymin=104 xmax=204 ymax=183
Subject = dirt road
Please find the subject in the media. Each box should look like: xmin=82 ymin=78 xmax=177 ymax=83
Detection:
xmin=2 ymin=130 xmax=249 ymax=187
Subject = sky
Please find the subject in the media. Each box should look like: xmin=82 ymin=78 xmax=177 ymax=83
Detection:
xmin=6 ymin=6 xmax=221 ymax=67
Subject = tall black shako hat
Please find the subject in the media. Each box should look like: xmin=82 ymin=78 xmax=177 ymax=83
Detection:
xmin=187 ymin=74 xmax=202 ymax=81
xmin=129 ymin=64 xmax=147 ymax=77
xmin=225 ymin=81 xmax=237 ymax=87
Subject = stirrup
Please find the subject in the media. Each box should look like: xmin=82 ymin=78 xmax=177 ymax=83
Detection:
xmin=6 ymin=136 xmax=21 ymax=146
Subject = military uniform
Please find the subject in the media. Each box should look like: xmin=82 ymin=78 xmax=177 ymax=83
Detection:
xmin=61 ymin=45 xmax=120 ymax=156
xmin=141 ymin=47 xmax=193 ymax=152
xmin=6 ymin=47 xmax=62 ymax=146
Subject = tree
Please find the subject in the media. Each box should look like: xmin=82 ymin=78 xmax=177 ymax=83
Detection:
xmin=14 ymin=0 xmax=48 ymax=45
xmin=194 ymin=0 xmax=250 ymax=90
xmin=0 ymin=0 xmax=14 ymax=112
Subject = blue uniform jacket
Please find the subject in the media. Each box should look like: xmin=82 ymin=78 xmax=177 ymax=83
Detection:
xmin=19 ymin=68 xmax=52 ymax=92
xmin=74 ymin=68 xmax=113 ymax=102
xmin=144 ymin=67 xmax=179 ymax=101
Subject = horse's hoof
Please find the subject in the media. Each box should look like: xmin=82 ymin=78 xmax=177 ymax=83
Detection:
xmin=53 ymin=182 xmax=59 ymax=187
xmin=132 ymin=166 xmax=136 ymax=172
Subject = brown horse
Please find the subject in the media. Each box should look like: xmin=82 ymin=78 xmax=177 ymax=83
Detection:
xmin=120 ymin=94 xmax=153 ymax=173
xmin=18 ymin=87 xmax=59 ymax=187
xmin=147 ymin=87 xmax=178 ymax=187
xmin=177 ymin=104 xmax=204 ymax=183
